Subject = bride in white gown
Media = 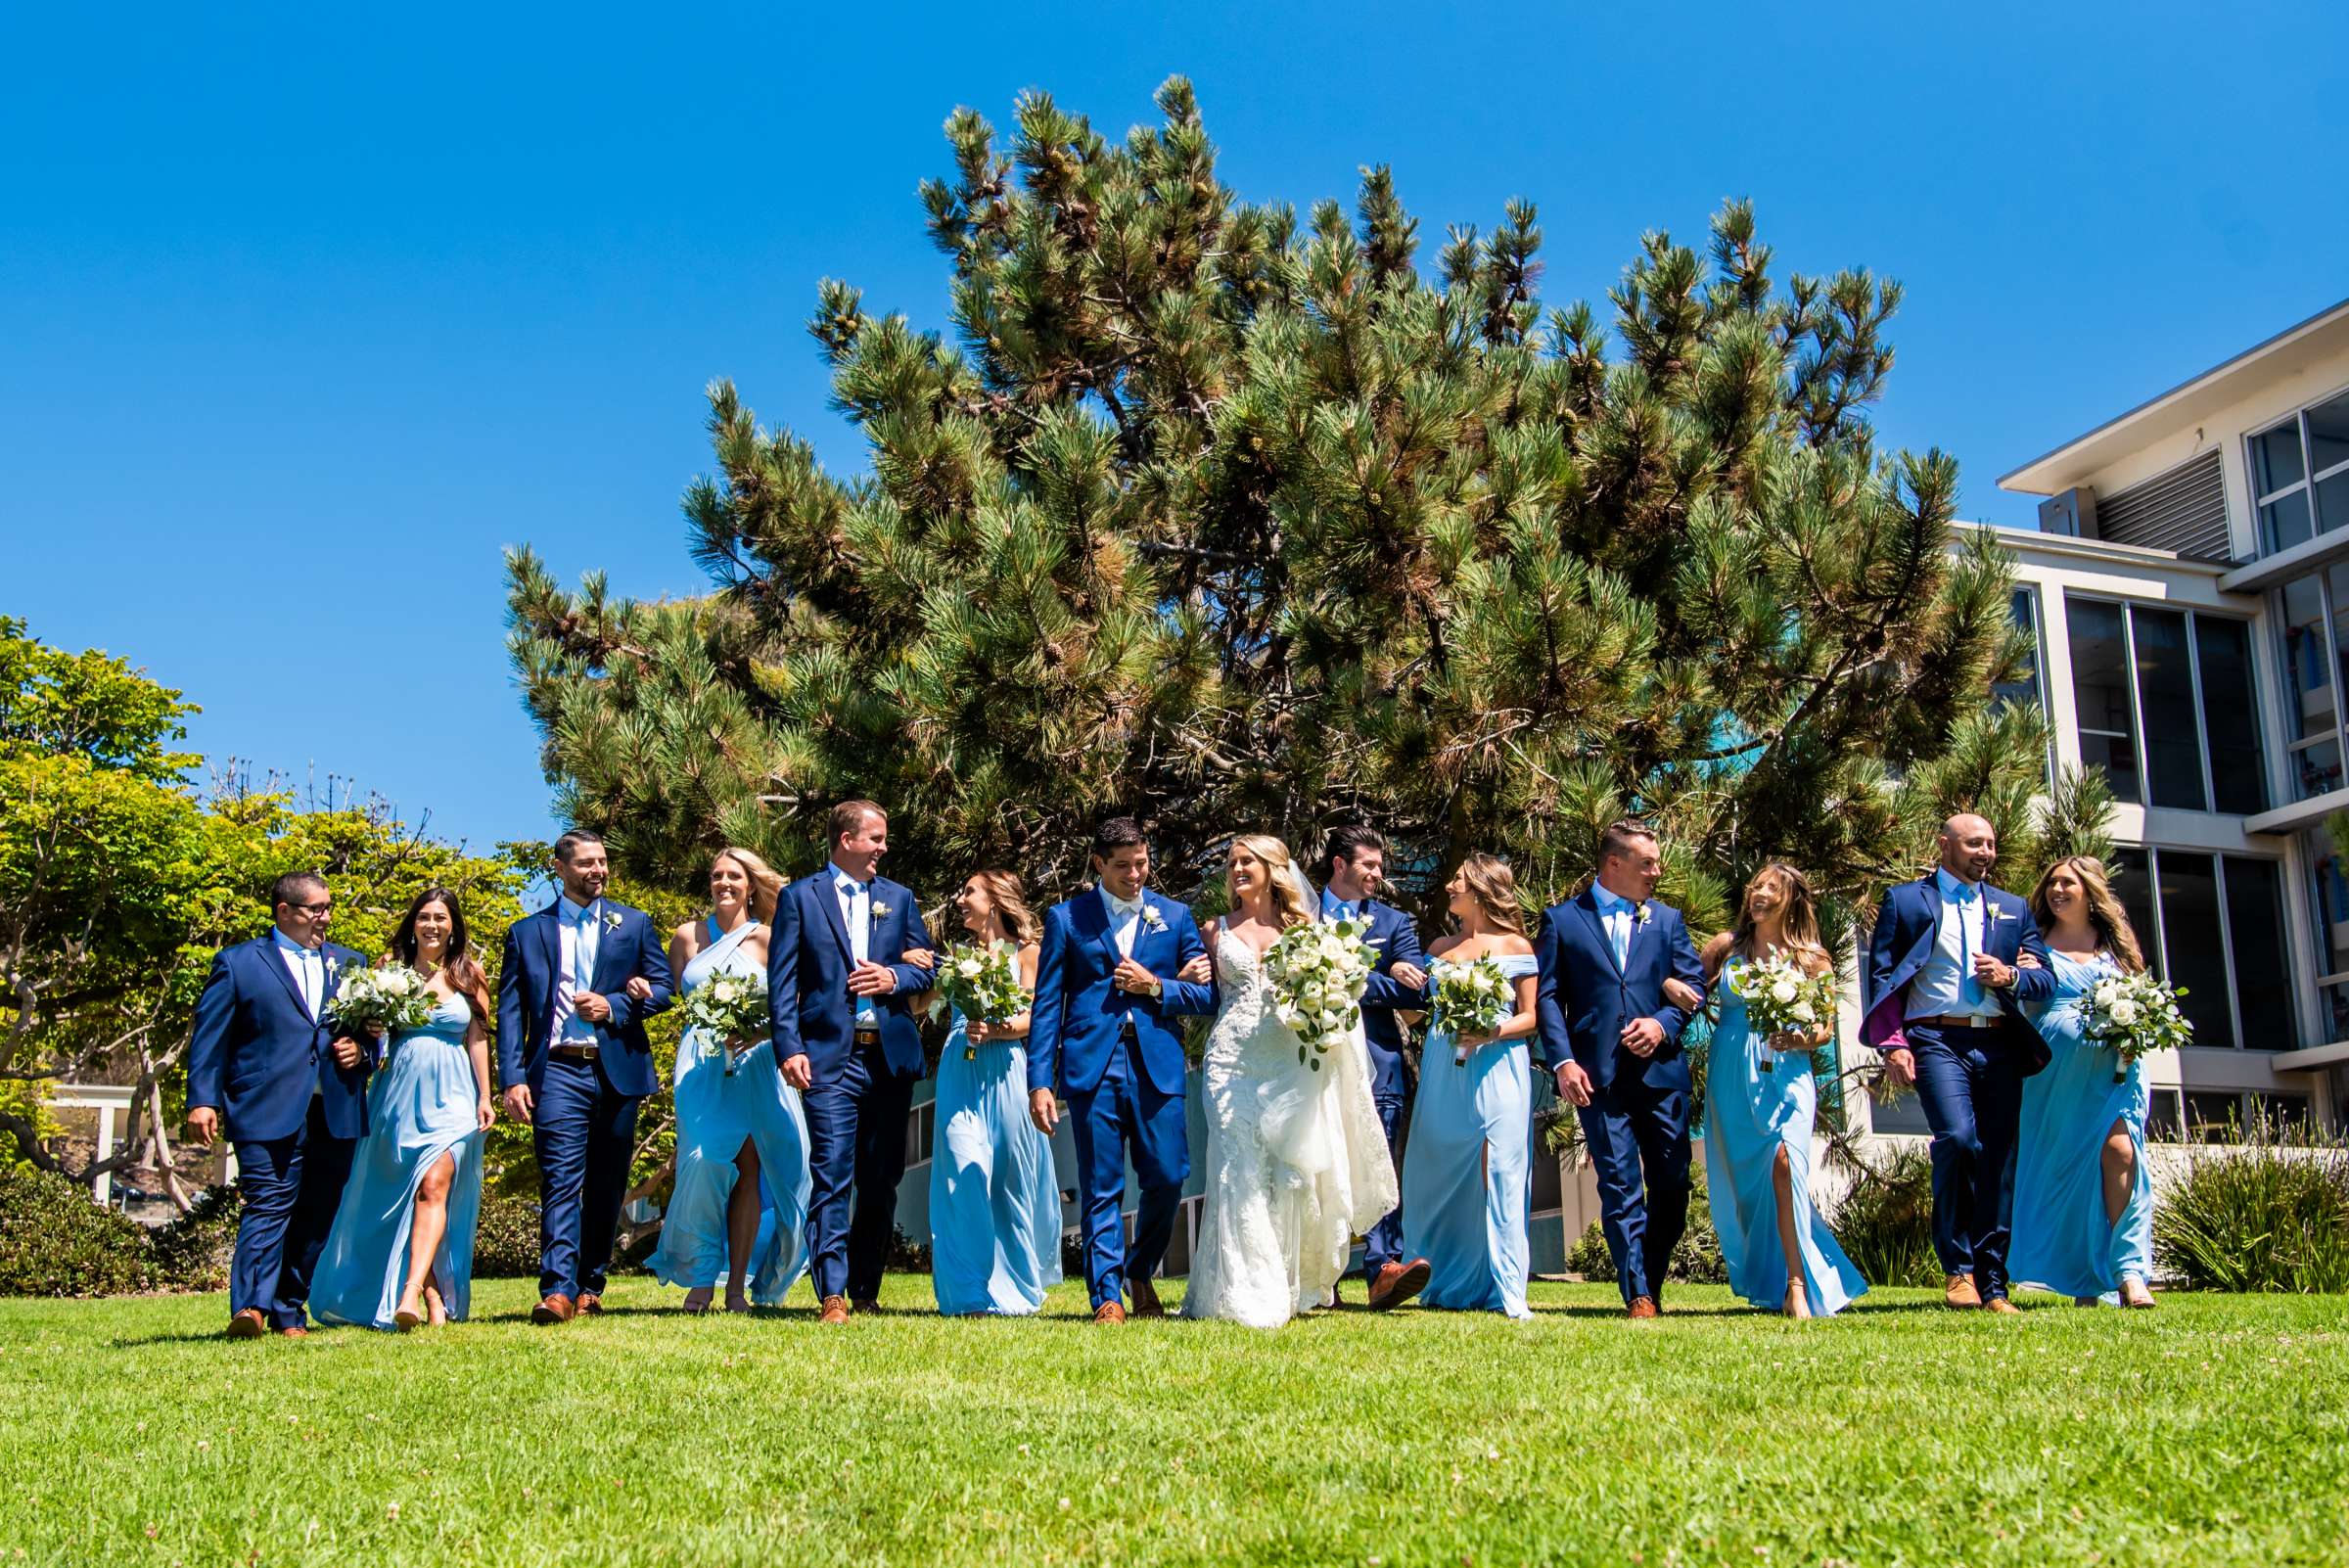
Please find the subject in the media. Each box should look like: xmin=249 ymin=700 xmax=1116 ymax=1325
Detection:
xmin=1176 ymin=835 xmax=1400 ymax=1327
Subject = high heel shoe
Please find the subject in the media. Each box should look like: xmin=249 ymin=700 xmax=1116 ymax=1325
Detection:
xmin=1781 ymin=1282 xmax=1812 ymax=1320
xmin=680 ymin=1288 xmax=714 ymax=1315
xmin=2120 ymin=1278 xmax=2157 ymax=1310
xmin=392 ymin=1303 xmax=424 ymax=1331
xmin=423 ymin=1285 xmax=447 ymax=1326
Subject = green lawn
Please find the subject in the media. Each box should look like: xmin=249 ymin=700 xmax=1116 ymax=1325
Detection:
xmin=4 ymin=1278 xmax=2345 ymax=1567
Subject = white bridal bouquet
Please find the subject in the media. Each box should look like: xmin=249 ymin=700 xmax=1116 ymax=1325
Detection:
xmin=1429 ymin=954 xmax=1513 ymax=1065
xmin=326 ymin=962 xmax=437 ymax=1037
xmin=1727 ymin=951 xmax=1837 ymax=1074
xmin=928 ymin=940 xmax=1030 ymax=1059
xmin=1265 ymin=916 xmax=1375 ymax=1071
xmin=682 ymin=967 xmax=771 ymax=1077
xmin=2083 ymin=969 xmax=2191 ymax=1084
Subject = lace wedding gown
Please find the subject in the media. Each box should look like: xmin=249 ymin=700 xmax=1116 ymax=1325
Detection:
xmin=1181 ymin=926 xmax=1401 ymax=1327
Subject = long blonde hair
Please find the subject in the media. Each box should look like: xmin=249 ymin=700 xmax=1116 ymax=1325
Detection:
xmin=712 ymin=846 xmax=784 ymax=923
xmin=1731 ymin=861 xmax=1830 ymax=971
xmin=1452 ymin=853 xmax=1528 ymax=937
xmin=2028 ymin=855 xmax=2147 ymax=975
xmin=969 ymin=869 xmax=1038 ymax=945
xmin=1231 ymin=834 xmax=1313 ymax=930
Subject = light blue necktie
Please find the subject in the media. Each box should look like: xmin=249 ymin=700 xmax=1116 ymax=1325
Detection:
xmin=1956 ymin=885 xmax=1988 ymax=1011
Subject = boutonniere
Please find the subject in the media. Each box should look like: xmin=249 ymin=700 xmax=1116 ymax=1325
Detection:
xmin=602 ymin=910 xmax=623 ymax=933
xmin=324 ymin=954 xmax=342 ymax=977
xmin=871 ymin=899 xmax=894 ymax=920
xmin=1635 ymin=902 xmax=1653 ymax=928
xmin=1139 ymin=904 xmax=1168 ymax=934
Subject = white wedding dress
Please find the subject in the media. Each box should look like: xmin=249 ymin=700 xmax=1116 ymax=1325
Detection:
xmin=1181 ymin=923 xmax=1401 ymax=1327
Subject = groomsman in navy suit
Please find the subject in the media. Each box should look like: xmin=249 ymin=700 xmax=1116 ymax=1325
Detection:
xmin=1027 ymin=817 xmax=1215 ymax=1323
xmin=1862 ymin=812 xmax=2054 ymax=1314
xmin=767 ymin=801 xmax=937 ymax=1324
xmin=1535 ymin=819 xmax=1706 ymax=1318
xmin=1316 ymin=825 xmax=1433 ymax=1311
xmin=496 ymin=829 xmax=674 ymax=1324
xmin=186 ymin=871 xmax=376 ymax=1337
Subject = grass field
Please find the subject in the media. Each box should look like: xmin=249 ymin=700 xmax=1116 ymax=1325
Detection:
xmin=4 ymin=1276 xmax=2345 ymax=1567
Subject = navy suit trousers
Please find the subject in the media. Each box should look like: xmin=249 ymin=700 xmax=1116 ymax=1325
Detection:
xmin=1906 ymin=1022 xmax=2025 ymax=1296
xmin=533 ymin=1054 xmax=643 ymax=1300
xmin=1068 ymin=1034 xmax=1187 ymax=1309
xmin=1360 ymin=1090 xmax=1407 ymax=1278
xmin=231 ymin=1095 xmax=357 ymax=1327
xmin=801 ymin=1035 xmax=918 ymax=1302
xmin=1576 ymin=1075 xmax=1691 ymax=1306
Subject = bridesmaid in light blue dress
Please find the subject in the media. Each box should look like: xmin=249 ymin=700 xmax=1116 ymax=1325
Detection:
xmin=646 ymin=849 xmax=811 ymax=1313
xmin=1699 ymin=863 xmax=1866 ymax=1318
xmin=927 ymin=870 xmax=1064 ymax=1315
xmin=1403 ymin=853 xmax=1541 ymax=1319
xmin=313 ymin=888 xmax=494 ymax=1331
xmin=2009 ymin=855 xmax=2158 ymax=1309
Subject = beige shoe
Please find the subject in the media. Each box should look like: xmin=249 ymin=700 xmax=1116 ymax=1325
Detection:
xmin=1944 ymin=1273 xmax=1982 ymax=1310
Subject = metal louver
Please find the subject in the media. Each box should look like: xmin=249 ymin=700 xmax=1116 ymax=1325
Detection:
xmin=2095 ymin=450 xmax=2231 ymax=560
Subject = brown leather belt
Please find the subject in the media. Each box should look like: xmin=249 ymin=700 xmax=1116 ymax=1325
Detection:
xmin=853 ymin=1026 xmax=882 ymax=1048
xmin=1914 ymin=1014 xmax=2001 ymax=1031
xmin=548 ymin=1042 xmax=601 ymax=1062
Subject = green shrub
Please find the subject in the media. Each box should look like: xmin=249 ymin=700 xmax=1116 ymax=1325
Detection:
xmin=1567 ymin=1220 xmax=1614 ymax=1281
xmin=473 ymin=1187 xmax=544 ymax=1279
xmin=2154 ymin=1113 xmax=2349 ymax=1293
xmin=1828 ymin=1144 xmax=1941 ymax=1288
xmin=147 ymin=1182 xmax=241 ymax=1292
xmin=1561 ymin=1165 xmax=1726 ymax=1285
xmin=0 ymin=1166 xmax=151 ymax=1296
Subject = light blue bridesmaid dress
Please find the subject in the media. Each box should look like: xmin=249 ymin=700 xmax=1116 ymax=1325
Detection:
xmin=311 ymin=992 xmax=486 ymax=1329
xmin=2009 ymin=948 xmax=2155 ymax=1302
xmin=1702 ymin=958 xmax=1866 ymax=1315
xmin=1403 ymin=952 xmax=1539 ymax=1318
xmin=647 ymin=918 xmax=812 ymax=1305
xmin=929 ymin=1008 xmax=1064 ymax=1314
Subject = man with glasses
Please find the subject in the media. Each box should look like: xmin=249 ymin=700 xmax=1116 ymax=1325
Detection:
xmin=187 ymin=872 xmax=377 ymax=1338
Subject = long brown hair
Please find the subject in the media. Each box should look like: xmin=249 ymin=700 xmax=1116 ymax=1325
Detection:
xmin=1453 ymin=853 xmax=1528 ymax=937
xmin=2028 ymin=855 xmax=2147 ymax=975
xmin=712 ymin=846 xmax=784 ymax=923
xmin=969 ymin=869 xmax=1038 ymax=945
xmin=1730 ymin=861 xmax=1830 ymax=971
xmin=388 ymin=887 xmax=492 ymax=1026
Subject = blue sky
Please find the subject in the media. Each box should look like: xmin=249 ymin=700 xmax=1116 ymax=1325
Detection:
xmin=6 ymin=1 xmax=2345 ymax=858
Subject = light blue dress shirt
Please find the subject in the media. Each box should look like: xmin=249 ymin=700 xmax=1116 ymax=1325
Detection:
xmin=552 ymin=895 xmax=605 ymax=1046
xmin=1591 ymin=884 xmax=1636 ymax=969
xmin=1904 ymin=868 xmax=1992 ymax=1020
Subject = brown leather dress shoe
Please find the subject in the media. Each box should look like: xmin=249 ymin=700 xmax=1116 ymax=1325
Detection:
xmin=576 ymin=1292 xmax=603 ymax=1316
xmin=279 ymin=1324 xmax=309 ymax=1337
xmin=817 ymin=1295 xmax=851 ymax=1325
xmin=1093 ymin=1301 xmax=1128 ymax=1324
xmin=531 ymin=1294 xmax=577 ymax=1325
xmin=1367 ymin=1259 xmax=1431 ymax=1312
xmin=1944 ymin=1273 xmax=1982 ymax=1310
xmin=1985 ymin=1296 xmax=2021 ymax=1314
xmin=850 ymin=1298 xmax=882 ymax=1316
xmin=1626 ymin=1296 xmax=1659 ymax=1319
xmin=226 ymin=1308 xmax=267 ymax=1339
xmin=1128 ymin=1277 xmax=1164 ymax=1318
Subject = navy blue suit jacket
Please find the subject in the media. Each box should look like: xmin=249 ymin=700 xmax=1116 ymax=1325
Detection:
xmin=496 ymin=899 xmax=675 ymax=1098
xmin=1339 ymin=896 xmax=1425 ymax=1099
xmin=187 ymin=935 xmax=377 ymax=1143
xmin=1863 ymin=875 xmax=2054 ymax=1074
xmin=1534 ymin=891 xmax=1705 ymax=1092
xmin=1028 ymin=888 xmax=1215 ymax=1099
xmin=766 ymin=872 xmax=936 ymax=1082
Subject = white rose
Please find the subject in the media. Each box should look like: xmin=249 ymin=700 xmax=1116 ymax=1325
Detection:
xmin=1770 ymin=978 xmax=1799 ymax=1005
xmin=2109 ymin=998 xmax=2139 ymax=1027
xmin=1789 ymin=1000 xmax=1816 ymax=1024
xmin=956 ymin=956 xmax=983 ymax=979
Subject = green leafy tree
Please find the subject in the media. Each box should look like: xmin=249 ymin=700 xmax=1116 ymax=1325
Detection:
xmin=507 ymin=77 xmax=2050 ymax=938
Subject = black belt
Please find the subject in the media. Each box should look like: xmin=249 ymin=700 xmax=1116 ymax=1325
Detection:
xmin=1118 ymin=1019 xmax=1139 ymax=1042
xmin=548 ymin=1042 xmax=600 ymax=1062
xmin=853 ymin=1024 xmax=883 ymax=1046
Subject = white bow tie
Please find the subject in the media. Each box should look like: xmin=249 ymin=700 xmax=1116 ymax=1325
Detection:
xmin=1109 ymin=897 xmax=1143 ymax=917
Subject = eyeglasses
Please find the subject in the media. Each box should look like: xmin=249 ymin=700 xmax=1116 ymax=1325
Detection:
xmin=286 ymin=900 xmax=333 ymax=915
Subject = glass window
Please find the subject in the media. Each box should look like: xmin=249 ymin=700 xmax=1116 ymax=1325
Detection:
xmin=2224 ymin=855 xmax=2291 ymax=1050
xmin=2194 ymin=617 xmax=2267 ymax=813
xmin=2307 ymin=391 xmax=2349 ymax=475
xmin=2320 ymin=470 xmax=2349 ymax=538
xmin=2306 ymin=824 xmax=2349 ymax=1042
xmin=2277 ymin=573 xmax=2343 ymax=799
xmin=1992 ymin=588 xmax=2052 ymax=787
xmin=2252 ymin=420 xmax=2308 ymax=494
xmin=2154 ymin=851 xmax=2234 ymax=1048
xmin=2145 ymin=1088 xmax=2184 ymax=1142
xmin=2066 ymin=598 xmax=2140 ymax=804
xmin=2132 ymin=608 xmax=2207 ymax=810
xmin=2183 ymin=1090 xmax=2248 ymax=1142
xmin=2107 ymin=848 xmax=2160 ymax=976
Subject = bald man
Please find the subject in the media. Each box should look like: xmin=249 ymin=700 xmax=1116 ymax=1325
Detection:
xmin=1862 ymin=815 xmax=2054 ymax=1314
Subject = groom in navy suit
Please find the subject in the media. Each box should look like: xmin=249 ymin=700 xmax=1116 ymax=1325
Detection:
xmin=1316 ymin=825 xmax=1433 ymax=1311
xmin=1862 ymin=812 xmax=2054 ymax=1313
xmin=496 ymin=829 xmax=675 ymax=1324
xmin=767 ymin=800 xmax=937 ymax=1324
xmin=1535 ymin=819 xmax=1706 ymax=1318
xmin=1027 ymin=817 xmax=1215 ymax=1323
xmin=186 ymin=871 xmax=376 ymax=1337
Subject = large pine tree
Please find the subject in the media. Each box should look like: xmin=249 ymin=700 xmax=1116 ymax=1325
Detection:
xmin=507 ymin=77 xmax=2052 ymax=929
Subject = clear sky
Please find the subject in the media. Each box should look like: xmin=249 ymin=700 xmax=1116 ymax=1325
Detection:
xmin=6 ymin=1 xmax=2345 ymax=856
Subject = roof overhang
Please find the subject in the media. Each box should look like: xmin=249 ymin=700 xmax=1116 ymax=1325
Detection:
xmin=1998 ymin=297 xmax=2349 ymax=497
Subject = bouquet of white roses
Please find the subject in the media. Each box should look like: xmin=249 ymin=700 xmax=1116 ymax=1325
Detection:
xmin=1429 ymin=955 xmax=1514 ymax=1065
xmin=2083 ymin=969 xmax=2191 ymax=1084
xmin=326 ymin=962 xmax=438 ymax=1037
xmin=1727 ymin=951 xmax=1837 ymax=1073
xmin=682 ymin=967 xmax=770 ymax=1077
xmin=1265 ymin=916 xmax=1375 ymax=1071
xmin=928 ymin=940 xmax=1030 ymax=1059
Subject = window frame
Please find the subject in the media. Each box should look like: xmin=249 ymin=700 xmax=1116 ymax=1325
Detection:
xmin=2062 ymin=591 xmax=2267 ymax=816
xmin=2252 ymin=383 xmax=2349 ymax=555
xmin=2121 ymin=842 xmax=2296 ymax=1051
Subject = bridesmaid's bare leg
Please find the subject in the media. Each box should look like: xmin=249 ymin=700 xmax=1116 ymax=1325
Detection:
xmin=397 ymin=1151 xmax=457 ymax=1327
xmin=1773 ymin=1146 xmax=1809 ymax=1318
xmin=2103 ymin=1119 xmax=2155 ymax=1307
xmin=726 ymin=1139 xmax=762 ymax=1312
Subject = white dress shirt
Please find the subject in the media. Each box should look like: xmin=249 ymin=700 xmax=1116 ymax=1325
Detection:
xmin=550 ymin=895 xmax=606 ymax=1047
xmin=831 ymin=863 xmax=880 ymax=1023
xmin=1905 ymin=868 xmax=1992 ymax=1019
xmin=274 ymin=929 xmax=324 ymax=1019
xmin=1101 ymin=885 xmax=1145 ymax=959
